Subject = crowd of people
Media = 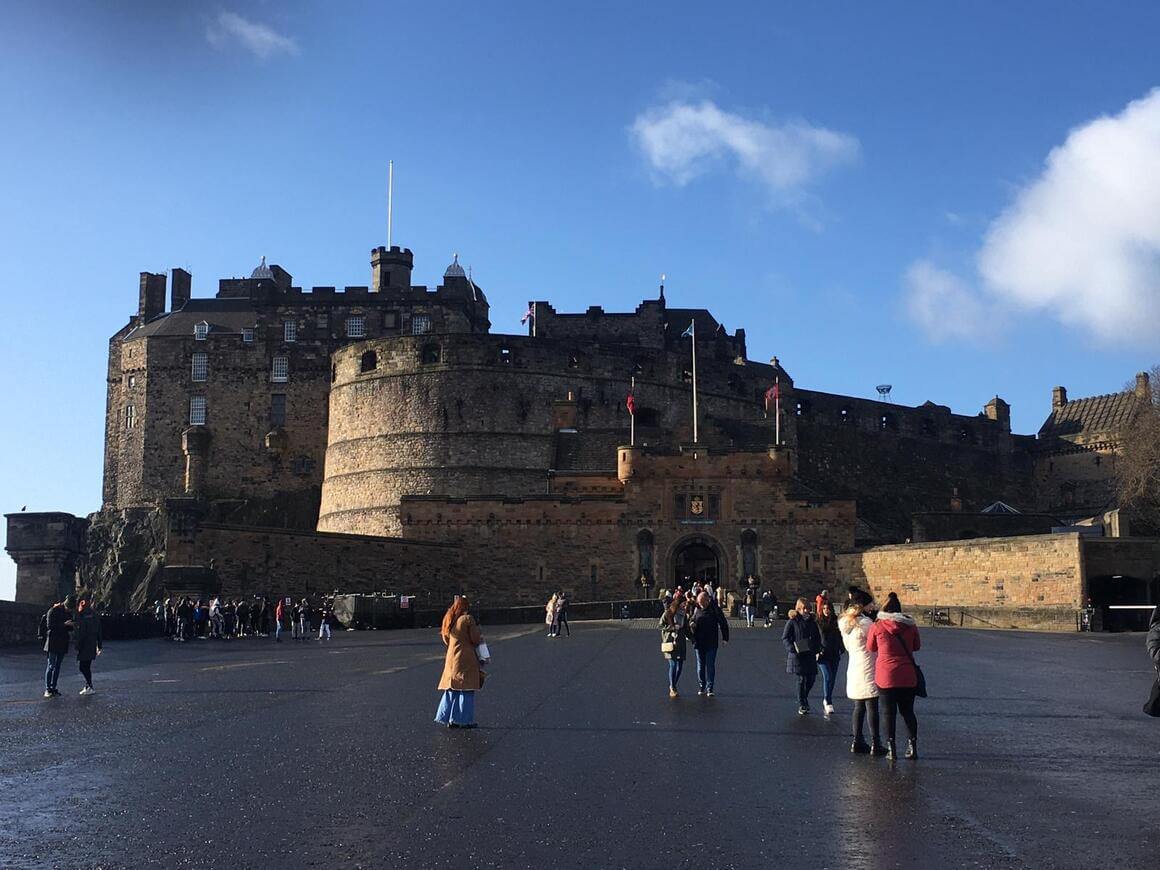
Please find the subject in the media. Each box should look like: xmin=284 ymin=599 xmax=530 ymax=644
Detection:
xmin=154 ymin=596 xmax=337 ymax=643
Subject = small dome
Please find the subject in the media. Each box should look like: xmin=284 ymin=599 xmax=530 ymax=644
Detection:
xmin=251 ymin=256 xmax=274 ymax=280
xmin=444 ymin=253 xmax=466 ymax=279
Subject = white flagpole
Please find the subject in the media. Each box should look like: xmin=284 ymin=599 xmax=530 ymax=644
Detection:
xmin=630 ymin=375 xmax=636 ymax=447
xmin=691 ymin=320 xmax=699 ymax=444
xmin=387 ymin=160 xmax=394 ymax=248
xmin=774 ymin=374 xmax=780 ymax=446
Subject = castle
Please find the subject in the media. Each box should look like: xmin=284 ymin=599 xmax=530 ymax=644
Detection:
xmin=6 ymin=242 xmax=1159 ymax=626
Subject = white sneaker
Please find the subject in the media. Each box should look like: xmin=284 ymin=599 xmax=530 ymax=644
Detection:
xmin=44 ymin=690 xmax=53 ymax=699
xmin=824 ymin=702 xmax=835 ymax=716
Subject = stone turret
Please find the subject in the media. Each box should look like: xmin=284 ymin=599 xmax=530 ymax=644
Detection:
xmin=5 ymin=512 xmax=88 ymax=606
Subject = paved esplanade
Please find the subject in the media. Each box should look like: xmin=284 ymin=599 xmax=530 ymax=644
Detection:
xmin=0 ymin=621 xmax=1155 ymax=869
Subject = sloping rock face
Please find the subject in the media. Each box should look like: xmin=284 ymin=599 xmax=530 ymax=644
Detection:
xmin=81 ymin=508 xmax=167 ymax=612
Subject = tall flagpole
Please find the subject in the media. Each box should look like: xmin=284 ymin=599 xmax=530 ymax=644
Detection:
xmin=630 ymin=375 xmax=636 ymax=447
xmin=387 ymin=160 xmax=394 ymax=248
xmin=691 ymin=320 xmax=699 ymax=444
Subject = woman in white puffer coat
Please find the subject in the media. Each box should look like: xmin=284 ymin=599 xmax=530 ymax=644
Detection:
xmin=839 ymin=591 xmax=886 ymax=756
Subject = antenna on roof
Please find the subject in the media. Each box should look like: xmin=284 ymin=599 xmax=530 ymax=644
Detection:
xmin=876 ymin=384 xmax=893 ymax=402
xmin=387 ymin=160 xmax=394 ymax=248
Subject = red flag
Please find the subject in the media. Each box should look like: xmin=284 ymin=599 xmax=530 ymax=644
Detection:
xmin=764 ymin=381 xmax=779 ymax=411
xmin=626 ymin=391 xmax=636 ymax=416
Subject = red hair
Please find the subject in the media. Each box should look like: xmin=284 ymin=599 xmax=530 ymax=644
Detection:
xmin=441 ymin=596 xmax=469 ymax=640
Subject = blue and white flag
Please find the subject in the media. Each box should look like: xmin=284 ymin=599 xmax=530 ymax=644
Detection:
xmin=681 ymin=320 xmax=694 ymax=338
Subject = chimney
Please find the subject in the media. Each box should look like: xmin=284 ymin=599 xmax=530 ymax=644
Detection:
xmin=1135 ymin=371 xmax=1152 ymax=402
xmin=1052 ymin=386 xmax=1068 ymax=409
xmin=171 ymin=268 xmax=191 ymax=311
xmin=138 ymin=272 xmax=166 ymax=323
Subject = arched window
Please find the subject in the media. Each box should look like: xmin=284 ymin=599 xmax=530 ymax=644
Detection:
xmin=420 ymin=343 xmax=441 ymax=365
xmin=636 ymin=530 xmax=654 ymax=585
xmin=740 ymin=529 xmax=758 ymax=578
xmin=360 ymin=350 xmax=378 ymax=373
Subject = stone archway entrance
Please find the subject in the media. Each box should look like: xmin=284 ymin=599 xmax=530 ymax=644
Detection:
xmin=672 ymin=535 xmax=723 ymax=587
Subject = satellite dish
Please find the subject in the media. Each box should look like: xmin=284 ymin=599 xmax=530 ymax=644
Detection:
xmin=876 ymin=384 xmax=893 ymax=402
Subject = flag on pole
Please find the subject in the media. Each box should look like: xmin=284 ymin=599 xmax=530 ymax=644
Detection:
xmin=626 ymin=389 xmax=636 ymax=416
xmin=764 ymin=381 xmax=780 ymax=412
xmin=520 ymin=306 xmax=534 ymax=325
xmin=681 ymin=320 xmax=694 ymax=338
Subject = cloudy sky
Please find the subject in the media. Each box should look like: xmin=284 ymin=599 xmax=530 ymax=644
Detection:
xmin=2 ymin=2 xmax=1159 ymax=598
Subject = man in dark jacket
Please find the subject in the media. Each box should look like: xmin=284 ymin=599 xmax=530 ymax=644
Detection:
xmin=1147 ymin=606 xmax=1160 ymax=671
xmin=689 ymin=591 xmax=730 ymax=696
xmin=39 ymin=595 xmax=75 ymax=698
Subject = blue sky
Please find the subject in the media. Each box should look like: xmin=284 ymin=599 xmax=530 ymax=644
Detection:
xmin=3 ymin=2 xmax=1159 ymax=600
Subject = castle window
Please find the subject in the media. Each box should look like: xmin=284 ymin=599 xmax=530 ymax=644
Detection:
xmin=242 ymin=328 xmax=255 ymax=343
xmin=283 ymin=320 xmax=297 ymax=343
xmin=189 ymin=396 xmax=207 ymax=426
xmin=194 ymin=322 xmax=208 ymax=341
xmin=880 ymin=413 xmax=895 ymax=431
xmin=958 ymin=425 xmax=976 ymax=444
xmin=270 ymin=394 xmax=286 ymax=427
xmin=384 ymin=311 xmax=398 ymax=329
xmin=500 ymin=345 xmax=511 ymax=364
xmin=360 ymin=350 xmax=378 ymax=373
xmin=316 ymin=314 xmax=328 ymax=330
xmin=271 ymin=356 xmax=289 ymax=383
xmin=740 ymin=529 xmax=758 ymax=577
xmin=411 ymin=314 xmax=432 ymax=335
xmin=191 ymin=352 xmax=208 ymax=383
xmin=123 ymin=404 xmax=136 ymax=429
xmin=674 ymin=494 xmax=686 ymax=517
xmin=345 ymin=315 xmax=366 ymax=338
xmin=127 ymin=375 xmax=136 ymax=388
xmin=569 ymin=352 xmax=581 ymax=369
xmin=421 ymin=343 xmax=441 ymax=364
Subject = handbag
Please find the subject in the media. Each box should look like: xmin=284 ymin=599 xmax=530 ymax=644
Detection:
xmin=1145 ymin=673 xmax=1160 ymax=717
xmin=661 ymin=640 xmax=676 ymax=654
xmin=899 ymin=638 xmax=928 ymax=698
xmin=793 ymin=638 xmax=813 ymax=655
xmin=475 ymin=642 xmax=491 ymax=663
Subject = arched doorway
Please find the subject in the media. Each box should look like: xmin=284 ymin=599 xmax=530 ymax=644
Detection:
xmin=672 ymin=535 xmax=723 ymax=587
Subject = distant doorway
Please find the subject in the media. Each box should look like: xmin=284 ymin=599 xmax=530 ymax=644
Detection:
xmin=673 ymin=538 xmax=721 ymax=587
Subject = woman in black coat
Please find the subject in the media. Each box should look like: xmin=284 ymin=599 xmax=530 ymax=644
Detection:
xmin=817 ymin=600 xmax=844 ymax=718
xmin=73 ymin=597 xmax=103 ymax=695
xmin=782 ymin=598 xmax=822 ymax=715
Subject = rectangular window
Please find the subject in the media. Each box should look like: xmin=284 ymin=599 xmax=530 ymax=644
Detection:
xmin=194 ymin=322 xmax=208 ymax=341
xmin=346 ymin=315 xmax=366 ymax=338
xmin=271 ymin=356 xmax=289 ymax=383
xmin=271 ymin=394 xmax=286 ymax=427
xmin=124 ymin=404 xmax=136 ymax=429
xmin=411 ymin=314 xmax=432 ymax=335
xmin=316 ymin=314 xmax=329 ymax=330
xmin=191 ymin=352 xmax=208 ymax=382
xmin=127 ymin=375 xmax=136 ymax=388
xmin=242 ymin=327 xmax=255 ymax=343
xmin=283 ymin=320 xmax=297 ymax=343
xmin=189 ymin=396 xmax=207 ymax=425
xmin=383 ymin=311 xmax=399 ymax=329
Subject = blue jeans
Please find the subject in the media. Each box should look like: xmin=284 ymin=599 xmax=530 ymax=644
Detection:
xmin=434 ymin=690 xmax=476 ymax=726
xmin=667 ymin=658 xmax=684 ymax=690
xmin=695 ymin=647 xmax=717 ymax=691
xmin=818 ymin=661 xmax=837 ymax=705
xmin=45 ymin=652 xmax=64 ymax=691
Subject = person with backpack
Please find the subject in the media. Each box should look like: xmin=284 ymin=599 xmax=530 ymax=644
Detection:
xmin=782 ymin=598 xmax=822 ymax=715
xmin=73 ymin=597 xmax=103 ymax=695
xmin=743 ymin=579 xmax=759 ymax=628
xmin=39 ymin=595 xmax=75 ymax=698
xmin=866 ymin=591 xmax=922 ymax=760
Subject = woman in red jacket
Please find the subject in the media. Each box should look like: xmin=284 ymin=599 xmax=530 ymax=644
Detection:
xmin=866 ymin=592 xmax=921 ymax=760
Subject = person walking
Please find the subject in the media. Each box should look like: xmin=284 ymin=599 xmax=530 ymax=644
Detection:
xmin=782 ymin=598 xmax=822 ymax=715
xmin=689 ymin=591 xmax=729 ymax=696
xmin=297 ymin=599 xmax=312 ymax=641
xmin=545 ymin=593 xmax=559 ymax=638
xmin=73 ymin=597 xmax=103 ymax=695
xmin=840 ymin=593 xmax=885 ymax=755
xmin=39 ymin=595 xmax=74 ymax=698
xmin=866 ymin=591 xmax=922 ymax=760
xmin=318 ymin=603 xmax=334 ymax=641
xmin=743 ymin=580 xmax=759 ymax=628
xmin=658 ymin=595 xmax=690 ymax=698
xmin=274 ymin=598 xmax=286 ymax=642
xmin=435 ymin=597 xmax=485 ymax=728
xmin=555 ymin=592 xmax=571 ymax=637
xmin=817 ymin=599 xmax=844 ymax=717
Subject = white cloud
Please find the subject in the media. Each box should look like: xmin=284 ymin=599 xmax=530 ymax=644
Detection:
xmin=207 ymin=12 xmax=298 ymax=59
xmin=904 ymin=260 xmax=991 ymax=343
xmin=909 ymin=88 xmax=1160 ymax=345
xmin=629 ymin=99 xmax=859 ymax=201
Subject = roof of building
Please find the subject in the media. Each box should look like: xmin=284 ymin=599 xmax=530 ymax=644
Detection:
xmin=125 ymin=298 xmax=258 ymax=340
xmin=1038 ymin=390 xmax=1144 ymax=440
xmin=250 ymin=256 xmax=274 ymax=280
xmin=981 ymin=501 xmax=1021 ymax=515
xmin=444 ymin=254 xmax=466 ymax=279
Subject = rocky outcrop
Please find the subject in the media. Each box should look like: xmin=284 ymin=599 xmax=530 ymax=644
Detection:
xmin=81 ymin=508 xmax=166 ymax=612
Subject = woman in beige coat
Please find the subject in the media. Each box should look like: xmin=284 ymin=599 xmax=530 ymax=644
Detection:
xmin=839 ymin=590 xmax=885 ymax=756
xmin=435 ymin=596 xmax=485 ymax=728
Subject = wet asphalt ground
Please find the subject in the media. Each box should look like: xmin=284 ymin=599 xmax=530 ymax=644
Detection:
xmin=0 ymin=619 xmax=1157 ymax=870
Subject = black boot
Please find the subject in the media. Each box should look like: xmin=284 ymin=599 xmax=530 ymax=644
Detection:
xmin=870 ymin=738 xmax=888 ymax=757
xmin=851 ymin=738 xmax=871 ymax=754
xmin=885 ymin=739 xmax=897 ymax=761
xmin=905 ymin=738 xmax=918 ymax=760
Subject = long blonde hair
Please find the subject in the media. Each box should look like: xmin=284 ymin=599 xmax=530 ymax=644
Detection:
xmin=441 ymin=596 xmax=469 ymax=640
